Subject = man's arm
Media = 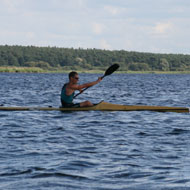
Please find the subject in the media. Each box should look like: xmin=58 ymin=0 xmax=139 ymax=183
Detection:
xmin=71 ymin=78 xmax=102 ymax=91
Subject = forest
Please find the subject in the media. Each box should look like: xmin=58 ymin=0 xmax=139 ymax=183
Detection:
xmin=0 ymin=45 xmax=190 ymax=72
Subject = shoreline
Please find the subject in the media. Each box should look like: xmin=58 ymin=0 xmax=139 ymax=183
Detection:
xmin=1 ymin=66 xmax=190 ymax=74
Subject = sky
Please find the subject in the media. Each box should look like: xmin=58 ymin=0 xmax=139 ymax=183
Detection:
xmin=0 ymin=0 xmax=190 ymax=54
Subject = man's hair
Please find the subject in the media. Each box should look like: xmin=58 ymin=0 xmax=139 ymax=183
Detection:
xmin=69 ymin=71 xmax=78 ymax=79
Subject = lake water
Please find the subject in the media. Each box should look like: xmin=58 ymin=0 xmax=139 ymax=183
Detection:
xmin=0 ymin=73 xmax=190 ymax=190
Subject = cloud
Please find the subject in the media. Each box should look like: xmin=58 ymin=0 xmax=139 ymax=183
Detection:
xmin=26 ymin=32 xmax=35 ymax=39
xmin=92 ymin=23 xmax=105 ymax=35
xmin=104 ymin=5 xmax=119 ymax=15
xmin=1 ymin=0 xmax=25 ymax=13
xmin=1 ymin=0 xmax=16 ymax=11
xmin=0 ymin=0 xmax=190 ymax=54
xmin=152 ymin=22 xmax=173 ymax=35
xmin=100 ymin=39 xmax=111 ymax=49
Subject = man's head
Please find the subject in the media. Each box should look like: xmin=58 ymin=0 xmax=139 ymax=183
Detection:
xmin=69 ymin=71 xmax=79 ymax=83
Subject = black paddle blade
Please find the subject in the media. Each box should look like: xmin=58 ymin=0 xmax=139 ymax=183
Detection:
xmin=104 ymin=64 xmax=120 ymax=76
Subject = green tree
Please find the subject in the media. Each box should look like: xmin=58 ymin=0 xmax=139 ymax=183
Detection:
xmin=128 ymin=62 xmax=150 ymax=71
xmin=159 ymin=58 xmax=169 ymax=71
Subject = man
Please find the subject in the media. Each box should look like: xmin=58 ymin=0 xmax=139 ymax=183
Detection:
xmin=61 ymin=71 xmax=102 ymax=107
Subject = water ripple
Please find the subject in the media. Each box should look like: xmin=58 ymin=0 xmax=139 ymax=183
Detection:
xmin=1 ymin=74 xmax=190 ymax=190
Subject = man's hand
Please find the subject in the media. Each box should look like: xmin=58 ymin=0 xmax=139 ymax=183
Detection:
xmin=97 ymin=77 xmax=102 ymax=83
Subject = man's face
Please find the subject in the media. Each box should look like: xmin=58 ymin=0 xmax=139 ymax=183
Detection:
xmin=72 ymin=74 xmax=79 ymax=84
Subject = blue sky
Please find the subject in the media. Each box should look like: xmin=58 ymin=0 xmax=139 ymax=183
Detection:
xmin=0 ymin=0 xmax=190 ymax=54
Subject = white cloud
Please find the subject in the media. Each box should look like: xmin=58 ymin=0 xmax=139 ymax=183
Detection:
xmin=152 ymin=22 xmax=173 ymax=35
xmin=92 ymin=23 xmax=105 ymax=35
xmin=26 ymin=32 xmax=35 ymax=39
xmin=1 ymin=0 xmax=16 ymax=11
xmin=100 ymin=39 xmax=111 ymax=49
xmin=104 ymin=5 xmax=119 ymax=15
xmin=0 ymin=0 xmax=190 ymax=54
xmin=1 ymin=0 xmax=25 ymax=13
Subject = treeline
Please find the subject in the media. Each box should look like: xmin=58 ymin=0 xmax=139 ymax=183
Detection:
xmin=1 ymin=45 xmax=190 ymax=71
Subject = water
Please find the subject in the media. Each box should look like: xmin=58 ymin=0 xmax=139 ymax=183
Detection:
xmin=0 ymin=73 xmax=190 ymax=190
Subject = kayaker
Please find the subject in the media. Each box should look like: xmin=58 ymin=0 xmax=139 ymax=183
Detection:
xmin=61 ymin=71 xmax=102 ymax=107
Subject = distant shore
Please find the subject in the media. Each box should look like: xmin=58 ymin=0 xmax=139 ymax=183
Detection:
xmin=1 ymin=66 xmax=190 ymax=74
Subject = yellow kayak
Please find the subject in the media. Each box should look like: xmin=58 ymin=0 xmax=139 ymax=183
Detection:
xmin=0 ymin=101 xmax=189 ymax=113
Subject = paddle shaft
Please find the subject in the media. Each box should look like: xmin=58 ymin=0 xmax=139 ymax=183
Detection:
xmin=73 ymin=75 xmax=105 ymax=99
xmin=73 ymin=64 xmax=119 ymax=99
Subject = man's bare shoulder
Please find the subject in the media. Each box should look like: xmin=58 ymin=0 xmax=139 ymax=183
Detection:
xmin=68 ymin=83 xmax=80 ymax=90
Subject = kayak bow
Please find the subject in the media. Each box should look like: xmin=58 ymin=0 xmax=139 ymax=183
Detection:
xmin=0 ymin=101 xmax=189 ymax=113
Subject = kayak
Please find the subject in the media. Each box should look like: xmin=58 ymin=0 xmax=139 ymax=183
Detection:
xmin=0 ymin=101 xmax=189 ymax=113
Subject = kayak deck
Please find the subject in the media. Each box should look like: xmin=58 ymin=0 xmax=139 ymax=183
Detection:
xmin=0 ymin=101 xmax=189 ymax=113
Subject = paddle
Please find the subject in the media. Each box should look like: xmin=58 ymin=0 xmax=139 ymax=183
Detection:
xmin=73 ymin=64 xmax=120 ymax=99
